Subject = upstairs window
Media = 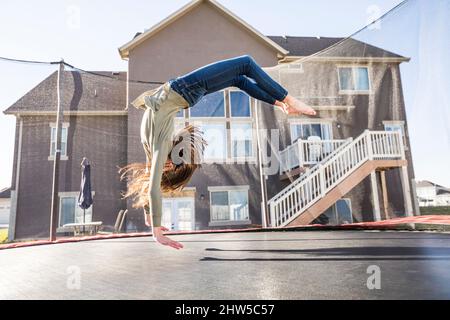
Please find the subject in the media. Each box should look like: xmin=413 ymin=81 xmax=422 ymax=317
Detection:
xmin=49 ymin=123 xmax=69 ymax=160
xmin=230 ymin=123 xmax=253 ymax=159
xmin=230 ymin=91 xmax=251 ymax=117
xmin=338 ymin=67 xmax=370 ymax=92
xmin=189 ymin=91 xmax=225 ymax=118
xmin=200 ymin=123 xmax=227 ymax=161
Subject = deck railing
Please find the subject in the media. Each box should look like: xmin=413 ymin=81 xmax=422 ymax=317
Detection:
xmin=279 ymin=139 xmax=349 ymax=174
xmin=269 ymin=130 xmax=404 ymax=227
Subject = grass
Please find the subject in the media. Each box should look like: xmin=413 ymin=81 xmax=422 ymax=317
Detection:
xmin=0 ymin=229 xmax=8 ymax=244
xmin=420 ymin=206 xmax=450 ymax=215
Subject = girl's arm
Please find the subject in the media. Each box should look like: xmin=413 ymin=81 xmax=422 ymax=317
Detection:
xmin=147 ymin=140 xmax=167 ymax=228
xmin=148 ymin=138 xmax=184 ymax=250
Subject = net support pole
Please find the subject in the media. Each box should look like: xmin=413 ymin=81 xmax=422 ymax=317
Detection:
xmin=49 ymin=61 xmax=64 ymax=241
xmin=254 ymin=99 xmax=270 ymax=228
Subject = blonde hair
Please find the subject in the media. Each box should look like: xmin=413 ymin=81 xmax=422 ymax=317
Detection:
xmin=119 ymin=125 xmax=207 ymax=209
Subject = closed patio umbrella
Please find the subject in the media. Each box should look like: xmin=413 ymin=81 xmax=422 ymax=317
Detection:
xmin=78 ymin=157 xmax=93 ymax=233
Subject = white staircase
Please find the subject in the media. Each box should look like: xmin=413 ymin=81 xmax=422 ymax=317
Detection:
xmin=268 ymin=130 xmax=405 ymax=227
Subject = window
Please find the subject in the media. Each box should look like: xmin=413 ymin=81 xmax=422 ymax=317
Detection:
xmin=200 ymin=123 xmax=227 ymax=161
xmin=162 ymin=197 xmax=195 ymax=231
xmin=186 ymin=90 xmax=254 ymax=163
xmin=338 ymin=67 xmax=370 ymax=92
xmin=230 ymin=123 xmax=253 ymax=159
xmin=49 ymin=123 xmax=69 ymax=160
xmin=383 ymin=121 xmax=407 ymax=149
xmin=189 ymin=91 xmax=225 ymax=118
xmin=322 ymin=199 xmax=353 ymax=225
xmin=58 ymin=192 xmax=94 ymax=227
xmin=209 ymin=187 xmax=249 ymax=223
xmin=230 ymin=91 xmax=251 ymax=117
xmin=290 ymin=122 xmax=332 ymax=142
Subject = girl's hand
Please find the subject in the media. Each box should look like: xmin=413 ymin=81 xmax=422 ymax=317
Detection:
xmin=152 ymin=226 xmax=184 ymax=250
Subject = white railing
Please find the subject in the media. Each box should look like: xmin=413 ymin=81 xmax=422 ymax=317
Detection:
xmin=269 ymin=130 xmax=404 ymax=227
xmin=280 ymin=139 xmax=349 ymax=174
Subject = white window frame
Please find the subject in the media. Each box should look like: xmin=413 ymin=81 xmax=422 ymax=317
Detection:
xmin=57 ymin=191 xmax=95 ymax=231
xmin=288 ymin=118 xmax=334 ymax=142
xmin=383 ymin=120 xmax=408 ymax=150
xmin=48 ymin=122 xmax=69 ymax=161
xmin=337 ymin=65 xmax=372 ymax=95
xmin=208 ymin=185 xmax=251 ymax=226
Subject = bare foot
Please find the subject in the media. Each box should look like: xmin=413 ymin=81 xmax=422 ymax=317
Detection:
xmin=274 ymin=101 xmax=289 ymax=114
xmin=283 ymin=95 xmax=317 ymax=116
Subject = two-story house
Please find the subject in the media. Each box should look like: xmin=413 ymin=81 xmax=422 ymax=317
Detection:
xmin=416 ymin=180 xmax=450 ymax=207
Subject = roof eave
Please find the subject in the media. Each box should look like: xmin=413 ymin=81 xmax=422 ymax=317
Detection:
xmin=279 ymin=55 xmax=411 ymax=63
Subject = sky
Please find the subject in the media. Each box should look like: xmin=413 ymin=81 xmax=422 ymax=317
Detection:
xmin=0 ymin=0 xmax=449 ymax=189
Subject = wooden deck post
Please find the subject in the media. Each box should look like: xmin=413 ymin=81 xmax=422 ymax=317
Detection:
xmin=370 ymin=171 xmax=382 ymax=221
xmin=380 ymin=170 xmax=390 ymax=219
xmin=400 ymin=166 xmax=414 ymax=217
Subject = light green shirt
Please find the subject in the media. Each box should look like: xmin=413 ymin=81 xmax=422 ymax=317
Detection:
xmin=132 ymin=82 xmax=189 ymax=227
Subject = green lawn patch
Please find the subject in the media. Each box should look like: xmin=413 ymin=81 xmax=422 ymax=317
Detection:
xmin=420 ymin=206 xmax=450 ymax=215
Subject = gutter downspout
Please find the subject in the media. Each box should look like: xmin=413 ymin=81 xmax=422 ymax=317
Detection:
xmin=8 ymin=115 xmax=23 ymax=242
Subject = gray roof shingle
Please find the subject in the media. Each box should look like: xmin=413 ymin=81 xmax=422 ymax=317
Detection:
xmin=267 ymin=36 xmax=404 ymax=58
xmin=4 ymin=71 xmax=127 ymax=114
xmin=0 ymin=187 xmax=11 ymax=198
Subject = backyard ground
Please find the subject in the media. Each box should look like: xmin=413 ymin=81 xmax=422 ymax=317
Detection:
xmin=0 ymin=229 xmax=449 ymax=299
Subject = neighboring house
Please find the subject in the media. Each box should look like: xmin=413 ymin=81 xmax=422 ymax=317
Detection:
xmin=0 ymin=187 xmax=11 ymax=227
xmin=416 ymin=180 xmax=450 ymax=207
xmin=4 ymin=0 xmax=418 ymax=240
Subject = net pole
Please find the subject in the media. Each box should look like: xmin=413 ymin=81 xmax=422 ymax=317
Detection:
xmin=254 ymin=99 xmax=270 ymax=227
xmin=49 ymin=61 xmax=64 ymax=241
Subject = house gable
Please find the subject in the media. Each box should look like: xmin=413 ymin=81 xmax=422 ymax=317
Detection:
xmin=119 ymin=0 xmax=288 ymax=60
xmin=126 ymin=1 xmax=284 ymax=82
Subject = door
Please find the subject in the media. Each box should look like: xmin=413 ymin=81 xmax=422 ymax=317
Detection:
xmin=162 ymin=197 xmax=195 ymax=231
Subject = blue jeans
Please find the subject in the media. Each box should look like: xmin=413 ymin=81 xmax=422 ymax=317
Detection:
xmin=169 ymin=55 xmax=289 ymax=108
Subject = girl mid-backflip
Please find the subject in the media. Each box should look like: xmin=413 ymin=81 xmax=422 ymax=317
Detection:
xmin=120 ymin=55 xmax=316 ymax=250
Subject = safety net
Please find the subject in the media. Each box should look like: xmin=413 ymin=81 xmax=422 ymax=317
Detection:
xmin=0 ymin=0 xmax=449 ymax=244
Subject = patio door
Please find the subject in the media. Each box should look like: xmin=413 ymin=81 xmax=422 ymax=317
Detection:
xmin=162 ymin=197 xmax=195 ymax=231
